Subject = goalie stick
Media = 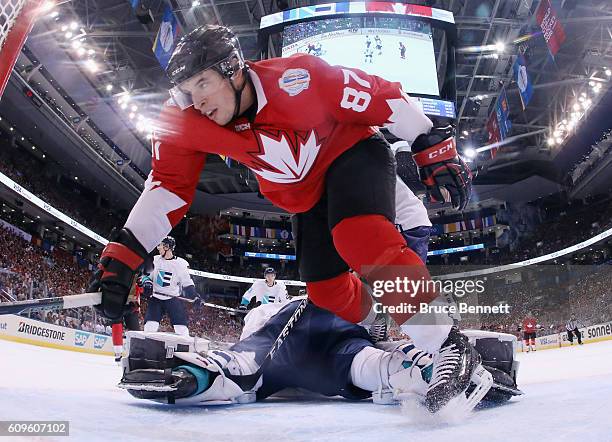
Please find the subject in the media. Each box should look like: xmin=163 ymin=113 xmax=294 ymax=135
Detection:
xmin=0 ymin=292 xmax=103 ymax=315
xmin=0 ymin=292 xmax=241 ymax=315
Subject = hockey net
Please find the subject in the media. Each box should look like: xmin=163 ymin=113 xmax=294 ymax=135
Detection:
xmin=0 ymin=0 xmax=41 ymax=100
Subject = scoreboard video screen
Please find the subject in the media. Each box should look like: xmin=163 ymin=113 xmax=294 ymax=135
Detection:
xmin=281 ymin=16 xmax=439 ymax=97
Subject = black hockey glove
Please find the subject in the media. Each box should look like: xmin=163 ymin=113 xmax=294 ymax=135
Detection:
xmin=411 ymin=125 xmax=473 ymax=211
xmin=88 ymin=228 xmax=149 ymax=321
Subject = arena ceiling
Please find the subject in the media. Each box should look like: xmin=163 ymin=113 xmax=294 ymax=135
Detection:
xmin=4 ymin=0 xmax=612 ymax=215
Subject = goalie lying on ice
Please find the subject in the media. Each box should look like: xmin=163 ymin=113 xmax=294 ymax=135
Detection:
xmin=119 ymin=299 xmax=521 ymax=411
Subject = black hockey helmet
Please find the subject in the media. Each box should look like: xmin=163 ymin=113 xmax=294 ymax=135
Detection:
xmin=264 ymin=267 xmax=276 ymax=276
xmin=160 ymin=236 xmax=176 ymax=251
xmin=166 ymin=25 xmax=246 ymax=111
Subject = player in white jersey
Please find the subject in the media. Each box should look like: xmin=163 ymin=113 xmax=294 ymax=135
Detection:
xmin=143 ymin=236 xmax=199 ymax=336
xmin=240 ymin=267 xmax=288 ymax=308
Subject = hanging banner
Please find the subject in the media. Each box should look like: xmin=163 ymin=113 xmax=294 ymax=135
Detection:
xmin=486 ymin=111 xmax=501 ymax=159
xmin=513 ymin=54 xmax=534 ymax=110
xmin=536 ymin=0 xmax=566 ymax=56
xmin=153 ymin=4 xmax=180 ymax=70
xmin=495 ymin=86 xmax=512 ymax=141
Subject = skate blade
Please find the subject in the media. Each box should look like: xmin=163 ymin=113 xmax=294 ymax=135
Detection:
xmin=491 ymin=381 xmax=523 ymax=396
xmin=117 ymin=382 xmax=178 ymax=392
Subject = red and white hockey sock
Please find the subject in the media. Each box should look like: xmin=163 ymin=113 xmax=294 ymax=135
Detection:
xmin=332 ymin=215 xmax=452 ymax=352
xmin=112 ymin=323 xmax=123 ymax=355
xmin=331 ymin=215 xmax=437 ymax=323
xmin=307 ymin=272 xmax=371 ymax=324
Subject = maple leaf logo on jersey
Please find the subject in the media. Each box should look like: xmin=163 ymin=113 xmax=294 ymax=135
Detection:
xmin=385 ymin=90 xmax=414 ymax=127
xmin=249 ymin=130 xmax=321 ymax=183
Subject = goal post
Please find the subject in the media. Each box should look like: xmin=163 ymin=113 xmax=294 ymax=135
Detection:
xmin=0 ymin=0 xmax=43 ymax=100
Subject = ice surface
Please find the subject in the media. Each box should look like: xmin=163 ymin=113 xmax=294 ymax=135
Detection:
xmin=1 ymin=338 xmax=611 ymax=441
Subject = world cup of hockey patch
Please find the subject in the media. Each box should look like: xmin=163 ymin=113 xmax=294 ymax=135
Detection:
xmin=278 ymin=69 xmax=310 ymax=96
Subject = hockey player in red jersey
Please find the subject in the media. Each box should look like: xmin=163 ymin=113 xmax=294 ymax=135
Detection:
xmin=521 ymin=313 xmax=538 ymax=352
xmin=89 ymin=25 xmax=475 ymax=413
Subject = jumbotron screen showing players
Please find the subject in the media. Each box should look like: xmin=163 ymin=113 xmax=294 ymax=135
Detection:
xmin=282 ymin=16 xmax=439 ymax=96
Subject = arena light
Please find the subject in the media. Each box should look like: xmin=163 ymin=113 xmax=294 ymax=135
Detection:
xmin=69 ymin=21 xmax=78 ymax=30
xmin=105 ymin=84 xmax=113 ymax=91
xmin=462 ymin=130 xmax=469 ymax=136
xmin=71 ymin=40 xmax=81 ymax=49
xmin=84 ymin=59 xmax=98 ymax=73
xmin=40 ymin=1 xmax=56 ymax=13
xmin=547 ymin=137 xmax=555 ymax=146
xmin=64 ymin=31 xmax=72 ymax=39
xmin=50 ymin=11 xmax=59 ymax=19
xmin=131 ymin=105 xmax=138 ymax=112
xmin=128 ymin=112 xmax=135 ymax=119
xmin=60 ymin=25 xmax=67 ymax=32
xmin=606 ymin=68 xmax=611 ymax=77
xmin=495 ymin=42 xmax=505 ymax=52
xmin=464 ymin=147 xmax=477 ymax=158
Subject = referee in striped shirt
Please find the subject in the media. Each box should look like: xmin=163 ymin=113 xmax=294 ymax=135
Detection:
xmin=566 ymin=314 xmax=583 ymax=345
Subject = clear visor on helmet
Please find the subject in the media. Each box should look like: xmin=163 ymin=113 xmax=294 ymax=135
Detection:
xmin=168 ymin=53 xmax=244 ymax=110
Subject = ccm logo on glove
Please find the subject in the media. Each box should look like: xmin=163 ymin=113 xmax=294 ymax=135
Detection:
xmin=428 ymin=139 xmax=455 ymax=159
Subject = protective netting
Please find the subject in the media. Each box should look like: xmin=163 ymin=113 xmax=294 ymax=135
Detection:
xmin=0 ymin=0 xmax=28 ymax=52
xmin=0 ymin=0 xmax=40 ymax=100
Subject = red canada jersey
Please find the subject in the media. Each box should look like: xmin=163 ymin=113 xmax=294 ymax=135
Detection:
xmin=522 ymin=317 xmax=537 ymax=332
xmin=125 ymin=53 xmax=433 ymax=251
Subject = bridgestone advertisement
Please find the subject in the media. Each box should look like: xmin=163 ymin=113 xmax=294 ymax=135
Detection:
xmin=0 ymin=315 xmax=113 ymax=355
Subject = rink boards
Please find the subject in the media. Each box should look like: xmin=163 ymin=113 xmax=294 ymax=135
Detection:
xmin=2 ymin=312 xmax=610 ymax=356
xmin=517 ymin=320 xmax=612 ymax=352
xmin=0 ymin=314 xmax=113 ymax=355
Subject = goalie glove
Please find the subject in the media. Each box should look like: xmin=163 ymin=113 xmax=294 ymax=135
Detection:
xmin=411 ymin=125 xmax=473 ymax=211
xmin=88 ymin=228 xmax=149 ymax=320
